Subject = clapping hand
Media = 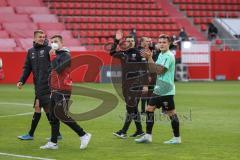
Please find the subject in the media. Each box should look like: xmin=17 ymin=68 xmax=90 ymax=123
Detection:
xmin=140 ymin=48 xmax=152 ymax=60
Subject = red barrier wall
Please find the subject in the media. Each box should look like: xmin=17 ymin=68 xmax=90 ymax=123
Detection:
xmin=187 ymin=51 xmax=240 ymax=80
xmin=0 ymin=51 xmax=239 ymax=84
xmin=0 ymin=51 xmax=117 ymax=84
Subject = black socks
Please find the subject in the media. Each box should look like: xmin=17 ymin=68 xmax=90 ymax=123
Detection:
xmin=28 ymin=112 xmax=41 ymax=136
xmin=170 ymin=114 xmax=180 ymax=137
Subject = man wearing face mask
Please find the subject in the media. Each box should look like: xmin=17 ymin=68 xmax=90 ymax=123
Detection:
xmin=40 ymin=35 xmax=91 ymax=150
xmin=110 ymin=30 xmax=148 ymax=138
xmin=17 ymin=30 xmax=62 ymax=140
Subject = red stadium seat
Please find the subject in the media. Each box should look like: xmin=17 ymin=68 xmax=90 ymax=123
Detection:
xmin=7 ymin=0 xmax=42 ymax=6
xmin=0 ymin=38 xmax=17 ymax=50
xmin=17 ymin=38 xmax=33 ymax=50
xmin=31 ymin=14 xmax=58 ymax=23
xmin=0 ymin=0 xmax=7 ymax=6
xmin=0 ymin=7 xmax=15 ymax=14
xmin=2 ymin=22 xmax=37 ymax=38
xmin=0 ymin=14 xmax=31 ymax=22
xmin=15 ymin=7 xmax=50 ymax=14
xmin=63 ymin=38 xmax=81 ymax=46
xmin=46 ymin=30 xmax=73 ymax=39
xmin=0 ymin=31 xmax=9 ymax=38
xmin=37 ymin=22 xmax=65 ymax=30
xmin=201 ymin=24 xmax=207 ymax=31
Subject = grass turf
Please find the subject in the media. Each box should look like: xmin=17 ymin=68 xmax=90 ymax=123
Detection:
xmin=0 ymin=82 xmax=239 ymax=160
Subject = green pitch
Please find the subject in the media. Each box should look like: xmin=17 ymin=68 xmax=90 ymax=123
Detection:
xmin=0 ymin=82 xmax=239 ymax=160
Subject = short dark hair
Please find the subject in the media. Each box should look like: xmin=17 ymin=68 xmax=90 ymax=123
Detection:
xmin=159 ymin=34 xmax=171 ymax=42
xmin=125 ymin=35 xmax=134 ymax=40
xmin=50 ymin=34 xmax=63 ymax=42
xmin=34 ymin=30 xmax=44 ymax=37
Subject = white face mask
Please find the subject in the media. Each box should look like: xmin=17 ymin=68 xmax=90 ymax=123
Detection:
xmin=51 ymin=43 xmax=59 ymax=50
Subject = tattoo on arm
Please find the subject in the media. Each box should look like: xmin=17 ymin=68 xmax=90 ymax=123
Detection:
xmin=148 ymin=58 xmax=165 ymax=75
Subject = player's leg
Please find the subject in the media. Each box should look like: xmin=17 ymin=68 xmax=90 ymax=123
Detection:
xmin=113 ymin=103 xmax=131 ymax=139
xmin=18 ymin=98 xmax=41 ymax=140
xmin=113 ymin=96 xmax=134 ymax=138
xmin=135 ymin=94 xmax=160 ymax=143
xmin=43 ymin=103 xmax=62 ymax=140
xmin=135 ymin=104 xmax=156 ymax=143
xmin=129 ymin=98 xmax=144 ymax=137
xmin=54 ymin=92 xmax=91 ymax=149
xmin=40 ymin=94 xmax=59 ymax=149
xmin=163 ymin=96 xmax=181 ymax=144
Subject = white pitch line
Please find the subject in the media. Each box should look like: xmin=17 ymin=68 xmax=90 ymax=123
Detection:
xmin=0 ymin=102 xmax=32 ymax=106
xmin=0 ymin=102 xmax=33 ymax=118
xmin=0 ymin=112 xmax=33 ymax=118
xmin=0 ymin=152 xmax=56 ymax=160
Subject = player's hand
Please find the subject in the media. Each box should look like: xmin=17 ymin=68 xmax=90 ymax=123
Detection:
xmin=49 ymin=49 xmax=56 ymax=55
xmin=142 ymin=85 xmax=148 ymax=94
xmin=115 ymin=30 xmax=123 ymax=40
xmin=140 ymin=48 xmax=152 ymax=59
xmin=17 ymin=82 xmax=23 ymax=89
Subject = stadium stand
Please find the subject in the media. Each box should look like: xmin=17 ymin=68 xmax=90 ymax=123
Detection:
xmin=0 ymin=0 xmax=84 ymax=51
xmin=172 ymin=0 xmax=240 ymax=31
xmin=44 ymin=0 xmax=184 ymax=49
xmin=0 ymin=0 xmax=239 ymax=51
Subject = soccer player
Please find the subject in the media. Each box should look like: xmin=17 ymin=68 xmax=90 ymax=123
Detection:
xmin=135 ymin=34 xmax=181 ymax=144
xmin=110 ymin=30 xmax=148 ymax=138
xmin=17 ymin=30 xmax=61 ymax=140
xmin=40 ymin=35 xmax=91 ymax=149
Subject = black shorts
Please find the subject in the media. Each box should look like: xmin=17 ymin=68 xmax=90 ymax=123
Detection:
xmin=148 ymin=94 xmax=175 ymax=111
xmin=33 ymin=94 xmax=50 ymax=108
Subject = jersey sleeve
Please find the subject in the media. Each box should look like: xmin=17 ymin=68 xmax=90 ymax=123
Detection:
xmin=156 ymin=55 xmax=172 ymax=70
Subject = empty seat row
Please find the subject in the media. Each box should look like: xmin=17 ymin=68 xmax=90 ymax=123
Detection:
xmin=44 ymin=0 xmax=155 ymax=3
xmin=0 ymin=6 xmax=50 ymax=14
xmin=62 ymin=17 xmax=175 ymax=24
xmin=187 ymin=11 xmax=239 ymax=18
xmin=193 ymin=18 xmax=212 ymax=24
xmin=53 ymin=9 xmax=168 ymax=17
xmin=49 ymin=2 xmax=160 ymax=10
xmin=180 ymin=4 xmax=240 ymax=11
xmin=66 ymin=23 xmax=180 ymax=31
xmin=0 ymin=22 xmax=68 ymax=37
xmin=72 ymin=30 xmax=178 ymax=38
xmin=0 ymin=31 xmax=9 ymax=38
xmin=0 ymin=13 xmax=58 ymax=23
xmin=7 ymin=0 xmax=42 ymax=7
xmin=173 ymin=0 xmax=240 ymax=4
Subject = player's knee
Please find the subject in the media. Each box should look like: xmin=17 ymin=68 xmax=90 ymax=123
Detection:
xmin=146 ymin=105 xmax=155 ymax=112
xmin=166 ymin=109 xmax=176 ymax=116
xmin=34 ymin=105 xmax=41 ymax=113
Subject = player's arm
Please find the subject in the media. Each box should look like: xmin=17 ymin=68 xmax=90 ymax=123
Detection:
xmin=140 ymin=49 xmax=166 ymax=75
xmin=147 ymin=57 xmax=166 ymax=75
xmin=18 ymin=51 xmax=32 ymax=89
xmin=51 ymin=52 xmax=71 ymax=74
xmin=110 ymin=30 xmax=126 ymax=59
